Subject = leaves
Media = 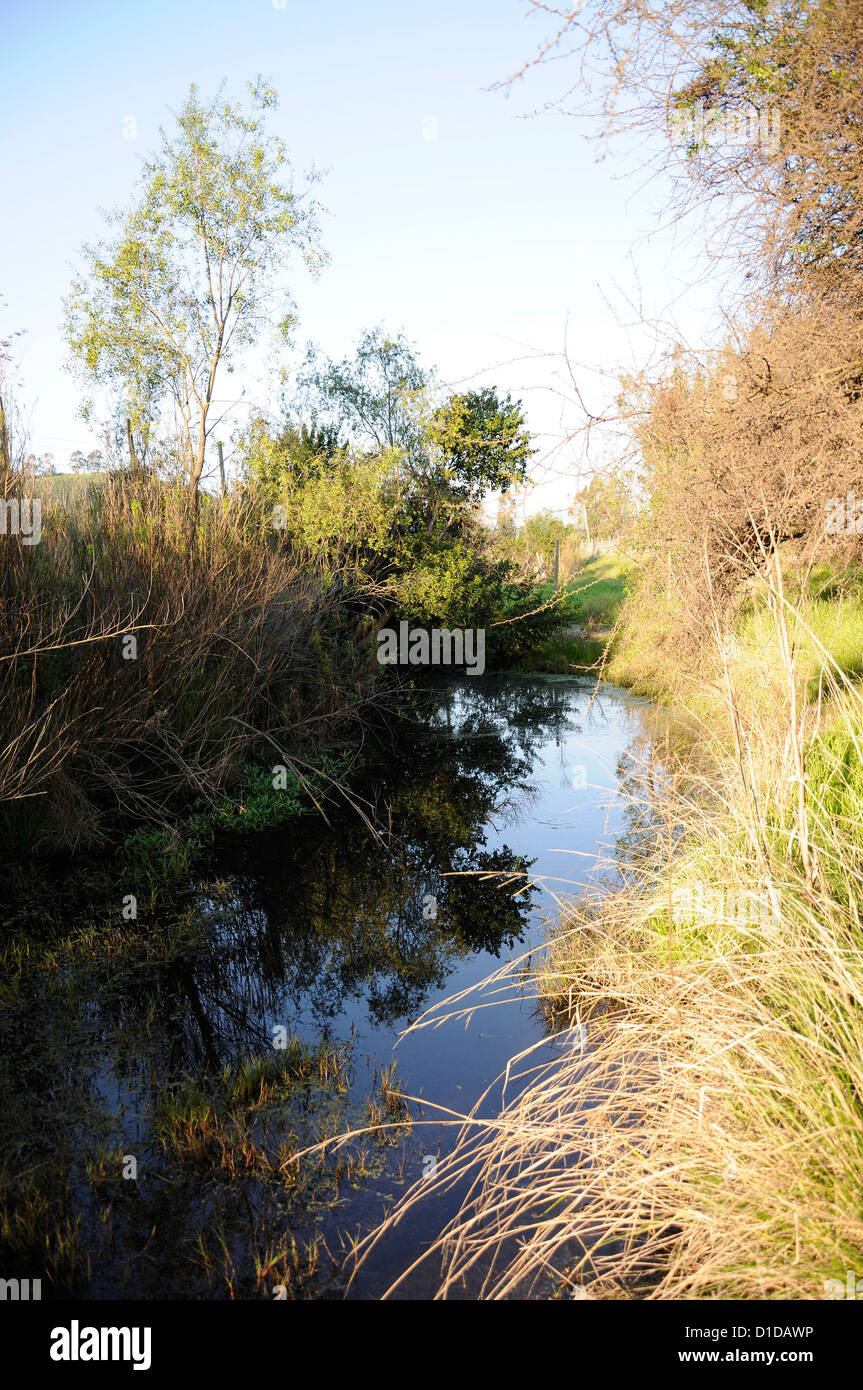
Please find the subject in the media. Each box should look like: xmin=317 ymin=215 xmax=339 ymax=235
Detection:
xmin=64 ymin=78 xmax=327 ymax=494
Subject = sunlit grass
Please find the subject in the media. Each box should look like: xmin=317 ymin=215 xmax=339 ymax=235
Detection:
xmin=354 ymin=567 xmax=863 ymax=1299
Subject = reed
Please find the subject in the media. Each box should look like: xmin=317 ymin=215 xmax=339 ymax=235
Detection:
xmin=0 ymin=469 xmax=372 ymax=852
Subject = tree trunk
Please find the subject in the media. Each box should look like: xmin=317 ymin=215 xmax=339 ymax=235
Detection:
xmin=188 ymin=427 xmax=207 ymax=522
xmin=355 ymin=603 xmax=398 ymax=655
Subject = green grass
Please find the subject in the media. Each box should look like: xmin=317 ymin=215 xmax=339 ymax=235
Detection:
xmin=609 ymin=557 xmax=863 ymax=702
xmin=512 ymin=554 xmax=630 ymax=673
xmin=737 ymin=591 xmax=863 ymax=694
xmin=534 ymin=553 xmax=631 ymax=629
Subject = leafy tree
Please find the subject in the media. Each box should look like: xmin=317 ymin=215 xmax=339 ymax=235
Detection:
xmin=300 ymin=326 xmax=428 ymax=463
xmin=572 ymin=470 xmax=637 ymax=540
xmin=301 ymin=331 xmax=532 ymax=506
xmin=64 ymin=78 xmax=326 ymax=515
xmin=270 ymin=418 xmax=346 ymax=485
xmin=245 ymin=325 xmax=544 ymax=657
xmin=430 ymin=386 xmax=534 ymax=503
xmin=298 ymin=330 xmax=534 ymax=536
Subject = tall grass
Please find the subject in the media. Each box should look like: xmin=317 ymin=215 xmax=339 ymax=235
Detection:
xmin=0 ymin=470 xmax=371 ymax=851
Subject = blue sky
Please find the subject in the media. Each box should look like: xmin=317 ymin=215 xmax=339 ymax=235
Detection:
xmin=1 ymin=0 xmax=720 ymax=514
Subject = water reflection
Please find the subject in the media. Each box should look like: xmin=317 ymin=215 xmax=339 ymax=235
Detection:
xmin=0 ymin=675 xmax=654 ymax=1299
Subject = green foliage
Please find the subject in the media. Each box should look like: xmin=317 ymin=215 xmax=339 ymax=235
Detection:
xmin=253 ymin=439 xmax=403 ymax=577
xmin=494 ymin=509 xmax=577 ymax=579
xmin=300 ymin=326 xmax=428 ymax=460
xmin=806 ymin=728 xmax=863 ymax=831
xmin=395 ymin=538 xmax=502 ymax=628
xmin=241 ymin=364 xmax=549 ymax=669
xmin=430 ymin=386 xmax=534 ymax=503
xmin=122 ymin=824 xmax=206 ymax=885
xmin=211 ymin=763 xmax=305 ymax=831
xmin=271 ymin=419 xmax=346 ymax=485
xmin=298 ymin=332 xmax=532 ymax=508
xmin=481 ymin=583 xmax=568 ymax=666
xmin=64 ymin=78 xmax=325 ymax=495
xmin=210 ymin=757 xmax=345 ymax=833
xmin=510 ymin=631 xmax=607 ymax=674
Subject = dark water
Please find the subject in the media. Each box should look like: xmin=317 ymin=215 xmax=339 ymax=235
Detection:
xmin=0 ymin=674 xmax=654 ymax=1300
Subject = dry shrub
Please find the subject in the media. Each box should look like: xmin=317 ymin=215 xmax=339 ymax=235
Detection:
xmin=0 ymin=471 xmax=369 ymax=849
xmin=612 ymin=297 xmax=863 ymax=665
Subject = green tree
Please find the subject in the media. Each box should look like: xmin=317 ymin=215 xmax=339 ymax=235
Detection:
xmin=64 ymin=78 xmax=326 ymax=516
xmin=572 ymin=470 xmax=637 ymax=541
xmin=430 ymin=386 xmax=534 ymax=503
xmin=300 ymin=326 xmax=429 ymax=463
xmin=301 ymin=332 xmax=533 ymax=509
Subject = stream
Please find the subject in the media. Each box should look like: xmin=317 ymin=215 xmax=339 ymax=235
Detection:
xmin=1 ymin=674 xmax=655 ymax=1300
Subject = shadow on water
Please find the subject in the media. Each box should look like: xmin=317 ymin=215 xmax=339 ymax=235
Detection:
xmin=0 ymin=674 xmax=655 ymax=1299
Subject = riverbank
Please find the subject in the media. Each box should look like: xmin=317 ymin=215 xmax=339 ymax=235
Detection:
xmin=545 ymin=567 xmax=863 ymax=1297
xmin=367 ymin=553 xmax=863 ymax=1298
xmin=1 ymin=469 xmax=588 ymax=860
xmin=505 ymin=553 xmax=630 ymax=674
xmin=0 ymin=472 xmax=380 ymax=858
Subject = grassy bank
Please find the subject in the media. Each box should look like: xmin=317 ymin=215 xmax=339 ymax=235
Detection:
xmin=506 ymin=553 xmax=630 ymax=674
xmin=364 ymin=553 xmax=863 ymax=1298
xmin=530 ymin=581 xmax=863 ymax=1297
xmin=1 ymin=462 xmax=590 ymax=860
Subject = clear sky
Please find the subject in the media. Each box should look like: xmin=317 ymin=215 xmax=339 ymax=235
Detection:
xmin=1 ymin=0 xmax=720 ymax=514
